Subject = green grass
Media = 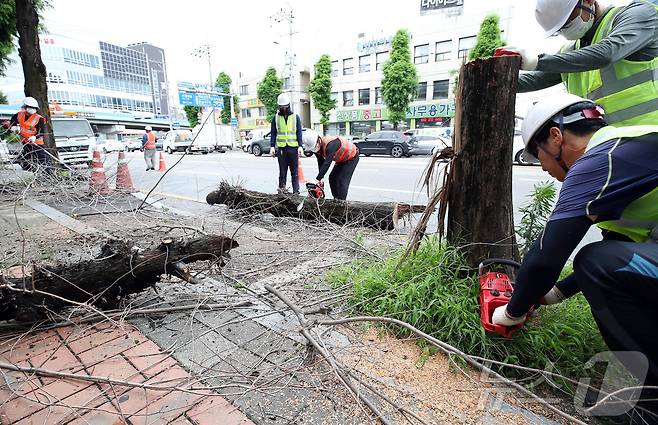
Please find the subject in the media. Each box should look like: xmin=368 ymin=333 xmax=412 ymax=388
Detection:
xmin=328 ymin=237 xmax=607 ymax=391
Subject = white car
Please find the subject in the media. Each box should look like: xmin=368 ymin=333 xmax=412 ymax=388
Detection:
xmin=512 ymin=134 xmax=539 ymax=165
xmin=96 ymin=138 xmax=125 ymax=154
xmin=122 ymin=138 xmax=142 ymax=152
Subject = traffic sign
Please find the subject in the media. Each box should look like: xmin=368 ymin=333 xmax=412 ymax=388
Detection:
xmin=230 ymin=117 xmax=238 ymax=126
xmin=210 ymin=95 xmax=225 ymax=108
xmin=172 ymin=121 xmax=180 ymax=129
xmin=178 ymin=91 xmax=196 ymax=106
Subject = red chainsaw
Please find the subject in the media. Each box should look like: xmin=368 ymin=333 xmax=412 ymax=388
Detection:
xmin=305 ymin=181 xmax=325 ymax=199
xmin=493 ymin=48 xmax=521 ymax=57
xmin=478 ymin=258 xmax=529 ymax=338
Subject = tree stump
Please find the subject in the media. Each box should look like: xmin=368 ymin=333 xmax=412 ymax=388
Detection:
xmin=447 ymin=55 xmax=521 ymax=267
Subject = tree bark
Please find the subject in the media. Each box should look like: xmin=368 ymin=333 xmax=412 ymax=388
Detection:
xmin=15 ymin=0 xmax=55 ymax=156
xmin=207 ymin=183 xmax=426 ymax=231
xmin=447 ymin=56 xmax=521 ymax=267
xmin=0 ymin=235 xmax=238 ymax=322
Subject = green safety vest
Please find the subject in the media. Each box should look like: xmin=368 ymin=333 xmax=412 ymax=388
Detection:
xmin=560 ymin=4 xmax=658 ymax=127
xmin=275 ymin=113 xmax=299 ymax=148
xmin=585 ymin=125 xmax=658 ymax=242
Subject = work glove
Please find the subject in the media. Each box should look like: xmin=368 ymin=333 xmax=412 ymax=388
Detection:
xmin=269 ymin=147 xmax=275 ymax=156
xmin=499 ymin=46 xmax=538 ymax=71
xmin=298 ymin=146 xmax=304 ymax=157
xmin=27 ymin=136 xmax=36 ymax=143
xmin=492 ymin=304 xmax=526 ymax=327
xmin=539 ymin=286 xmax=566 ymax=305
xmin=10 ymin=126 xmax=19 ymax=134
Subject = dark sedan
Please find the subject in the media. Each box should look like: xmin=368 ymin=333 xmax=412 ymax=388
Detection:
xmin=356 ymin=131 xmax=411 ymax=158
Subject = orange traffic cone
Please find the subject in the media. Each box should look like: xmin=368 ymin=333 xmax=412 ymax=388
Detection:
xmin=158 ymin=152 xmax=166 ymax=172
xmin=297 ymin=157 xmax=305 ymax=183
xmin=115 ymin=150 xmax=135 ymax=192
xmin=89 ymin=148 xmax=110 ymax=195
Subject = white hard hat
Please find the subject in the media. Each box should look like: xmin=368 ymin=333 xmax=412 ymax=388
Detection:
xmin=277 ymin=93 xmax=291 ymax=106
xmin=521 ymin=93 xmax=600 ymax=158
xmin=302 ymin=129 xmax=320 ymax=152
xmin=535 ymin=0 xmax=580 ymax=37
xmin=23 ymin=97 xmax=39 ymax=109
xmin=145 ymin=125 xmax=152 ymax=131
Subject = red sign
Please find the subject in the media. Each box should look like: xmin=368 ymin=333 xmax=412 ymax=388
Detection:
xmin=420 ymin=117 xmax=445 ymax=123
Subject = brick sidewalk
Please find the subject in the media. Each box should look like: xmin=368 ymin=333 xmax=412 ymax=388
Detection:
xmin=0 ymin=323 xmax=255 ymax=424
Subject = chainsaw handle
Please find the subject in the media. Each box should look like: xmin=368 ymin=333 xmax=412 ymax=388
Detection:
xmin=478 ymin=258 xmax=522 ymax=277
xmin=494 ymin=48 xmax=521 ymax=57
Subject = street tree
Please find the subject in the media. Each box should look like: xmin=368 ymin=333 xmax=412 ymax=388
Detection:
xmin=381 ymin=29 xmax=418 ymax=130
xmin=184 ymin=105 xmax=201 ymax=127
xmin=15 ymin=0 xmax=56 ymax=155
xmin=0 ymin=90 xmax=8 ymax=104
xmin=0 ymin=0 xmax=16 ymax=77
xmin=215 ymin=71 xmax=240 ymax=125
xmin=308 ymin=54 xmax=336 ymax=130
xmin=469 ymin=14 xmax=504 ymax=60
xmin=257 ymin=67 xmax=282 ymax=122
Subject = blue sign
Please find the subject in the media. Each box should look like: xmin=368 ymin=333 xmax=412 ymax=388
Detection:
xmin=172 ymin=121 xmax=180 ymax=129
xmin=176 ymin=81 xmax=195 ymax=90
xmin=210 ymin=95 xmax=225 ymax=108
xmin=230 ymin=117 xmax=238 ymax=126
xmin=195 ymin=93 xmax=211 ymax=107
xmin=178 ymin=91 xmax=196 ymax=106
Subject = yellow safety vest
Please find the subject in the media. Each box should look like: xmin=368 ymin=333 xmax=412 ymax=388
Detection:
xmin=561 ymin=5 xmax=658 ymax=126
xmin=586 ymin=125 xmax=658 ymax=242
xmin=275 ymin=113 xmax=299 ymax=148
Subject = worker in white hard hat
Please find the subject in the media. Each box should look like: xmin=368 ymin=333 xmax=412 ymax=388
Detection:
xmin=302 ymin=129 xmax=359 ymax=200
xmin=6 ymin=97 xmax=48 ymax=171
xmin=492 ymin=93 xmax=658 ymax=423
xmin=506 ymin=0 xmax=658 ymax=127
xmin=142 ymin=125 xmax=157 ymax=170
xmin=270 ymin=92 xmax=303 ymax=194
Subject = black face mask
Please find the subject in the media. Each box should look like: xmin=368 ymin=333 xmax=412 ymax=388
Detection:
xmin=279 ymin=106 xmax=290 ymax=115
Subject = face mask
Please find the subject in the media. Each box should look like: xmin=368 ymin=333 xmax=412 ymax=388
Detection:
xmin=312 ymin=139 xmax=321 ymax=153
xmin=279 ymin=106 xmax=290 ymax=115
xmin=560 ymin=1 xmax=595 ymax=40
xmin=25 ymin=107 xmax=37 ymax=115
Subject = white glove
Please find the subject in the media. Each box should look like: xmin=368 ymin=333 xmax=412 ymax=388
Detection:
xmin=27 ymin=136 xmax=36 ymax=143
xmin=269 ymin=147 xmax=275 ymax=156
xmin=500 ymin=46 xmax=538 ymax=71
xmin=539 ymin=286 xmax=566 ymax=305
xmin=492 ymin=304 xmax=526 ymax=327
xmin=298 ymin=146 xmax=304 ymax=157
xmin=10 ymin=126 xmax=19 ymax=134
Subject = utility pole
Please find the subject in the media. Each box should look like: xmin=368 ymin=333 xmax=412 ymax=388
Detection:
xmin=191 ymin=44 xmax=218 ymax=146
xmin=271 ymin=7 xmax=296 ymax=105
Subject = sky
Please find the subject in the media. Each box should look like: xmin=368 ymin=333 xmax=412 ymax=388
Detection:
xmin=43 ymin=0 xmax=630 ymax=98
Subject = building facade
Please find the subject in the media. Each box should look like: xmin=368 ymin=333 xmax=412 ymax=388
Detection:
xmin=0 ymin=34 xmax=168 ymax=118
xmin=127 ymin=42 xmax=170 ymax=116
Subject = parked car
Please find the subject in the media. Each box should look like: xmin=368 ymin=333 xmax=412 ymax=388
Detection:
xmin=408 ymin=135 xmax=451 ymax=156
xmin=248 ymin=133 xmax=272 ymax=156
xmin=122 ymin=137 xmax=142 ymax=152
xmin=95 ymin=138 xmax=124 ymax=154
xmin=404 ymin=127 xmax=453 ymax=140
xmin=512 ymin=134 xmax=538 ymax=165
xmin=356 ymin=131 xmax=410 ymax=158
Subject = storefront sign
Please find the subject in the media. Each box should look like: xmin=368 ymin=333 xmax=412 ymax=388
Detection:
xmin=336 ymin=101 xmax=455 ymax=122
xmin=357 ymin=36 xmax=393 ymax=53
xmin=246 ymin=98 xmax=263 ymax=108
xmin=420 ymin=0 xmax=464 ymax=13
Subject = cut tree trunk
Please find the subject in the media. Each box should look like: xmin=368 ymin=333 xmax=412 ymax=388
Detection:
xmin=15 ymin=0 xmax=56 ymax=156
xmin=207 ymin=183 xmax=426 ymax=230
xmin=0 ymin=235 xmax=238 ymax=322
xmin=447 ymin=55 xmax=521 ymax=267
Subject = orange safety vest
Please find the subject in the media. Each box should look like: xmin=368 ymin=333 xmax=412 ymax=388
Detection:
xmin=321 ymin=136 xmax=357 ymax=163
xmin=17 ymin=110 xmax=44 ymax=145
xmin=144 ymin=132 xmax=156 ymax=149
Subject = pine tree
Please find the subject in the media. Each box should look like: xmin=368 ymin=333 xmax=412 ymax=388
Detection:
xmin=308 ymin=54 xmax=336 ymax=129
xmin=469 ymin=14 xmax=504 ymax=60
xmin=257 ymin=67 xmax=283 ymax=122
xmin=381 ymin=29 xmax=418 ymax=129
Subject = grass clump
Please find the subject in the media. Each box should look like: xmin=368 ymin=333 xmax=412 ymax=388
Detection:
xmin=328 ymin=237 xmax=606 ymax=390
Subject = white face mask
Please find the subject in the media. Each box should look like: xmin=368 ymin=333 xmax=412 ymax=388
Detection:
xmin=560 ymin=1 xmax=595 ymax=40
xmin=25 ymin=107 xmax=37 ymax=115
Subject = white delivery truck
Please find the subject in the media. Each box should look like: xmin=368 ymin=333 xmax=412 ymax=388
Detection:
xmin=162 ymin=129 xmax=194 ymax=154
xmin=192 ymin=109 xmax=236 ymax=152
xmin=6 ymin=116 xmax=96 ymax=168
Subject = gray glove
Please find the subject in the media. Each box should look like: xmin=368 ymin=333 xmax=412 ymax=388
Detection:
xmin=269 ymin=147 xmax=275 ymax=156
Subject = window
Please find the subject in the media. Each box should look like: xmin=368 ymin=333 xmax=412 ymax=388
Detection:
xmin=376 ymin=51 xmax=389 ymax=70
xmin=458 ymin=36 xmax=477 ymax=59
xmin=331 ymin=92 xmax=338 ymax=103
xmin=435 ymin=40 xmax=452 ymax=61
xmin=326 ymin=122 xmax=347 ymax=136
xmin=343 ymin=58 xmax=354 ymax=75
xmin=433 ymin=80 xmax=450 ymax=99
xmin=414 ymin=44 xmax=429 ymax=64
xmin=343 ymin=90 xmax=353 ymax=107
xmin=283 ymin=77 xmax=291 ymax=89
xmin=358 ymin=88 xmax=370 ymax=106
xmin=241 ymin=109 xmax=251 ymax=118
xmin=359 ymin=55 xmax=371 ymax=73
xmin=375 ymin=87 xmax=382 ymax=104
xmin=417 ymin=82 xmax=427 ymax=101
xmin=331 ymin=60 xmax=339 ymax=77
xmin=239 ymin=84 xmax=249 ymax=95
xmin=258 ymin=107 xmax=267 ymax=117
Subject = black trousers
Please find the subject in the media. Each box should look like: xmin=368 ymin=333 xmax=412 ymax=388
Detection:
xmin=574 ymin=240 xmax=658 ymax=423
xmin=328 ymin=154 xmax=359 ymax=200
xmin=277 ymin=146 xmax=299 ymax=193
xmin=19 ymin=143 xmax=48 ymax=171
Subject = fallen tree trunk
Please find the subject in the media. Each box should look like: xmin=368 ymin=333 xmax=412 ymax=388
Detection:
xmin=0 ymin=235 xmax=238 ymax=322
xmin=206 ymin=183 xmax=426 ymax=230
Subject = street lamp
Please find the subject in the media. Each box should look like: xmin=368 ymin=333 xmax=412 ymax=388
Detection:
xmin=191 ymin=44 xmax=218 ymax=145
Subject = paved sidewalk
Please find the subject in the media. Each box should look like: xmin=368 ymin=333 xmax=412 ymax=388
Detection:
xmin=0 ymin=323 xmax=255 ymax=424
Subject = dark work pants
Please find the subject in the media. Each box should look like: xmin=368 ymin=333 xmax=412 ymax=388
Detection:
xmin=277 ymin=146 xmax=299 ymax=194
xmin=328 ymin=154 xmax=359 ymax=200
xmin=20 ymin=143 xmax=48 ymax=171
xmin=574 ymin=240 xmax=658 ymax=423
